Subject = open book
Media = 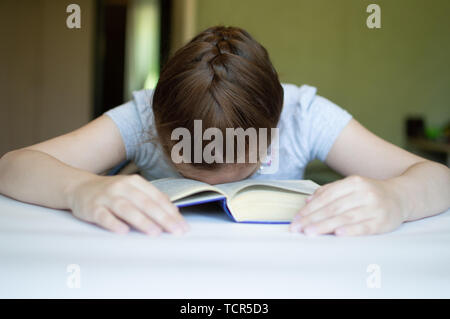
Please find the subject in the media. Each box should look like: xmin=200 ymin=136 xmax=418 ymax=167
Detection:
xmin=151 ymin=178 xmax=320 ymax=223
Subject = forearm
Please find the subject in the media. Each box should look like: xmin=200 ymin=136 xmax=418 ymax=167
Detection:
xmin=388 ymin=161 xmax=450 ymax=221
xmin=0 ymin=149 xmax=96 ymax=209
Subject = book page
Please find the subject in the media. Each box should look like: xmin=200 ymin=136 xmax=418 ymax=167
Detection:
xmin=174 ymin=192 xmax=226 ymax=207
xmin=151 ymin=178 xmax=224 ymax=202
xmin=215 ymin=179 xmax=319 ymax=198
xmin=228 ymin=186 xmax=309 ymax=222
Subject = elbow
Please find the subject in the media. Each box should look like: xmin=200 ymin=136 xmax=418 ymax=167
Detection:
xmin=0 ymin=149 xmax=27 ymax=177
xmin=0 ymin=149 xmax=23 ymax=162
xmin=429 ymin=160 xmax=450 ymax=194
xmin=0 ymin=150 xmax=16 ymax=174
xmin=0 ymin=151 xmax=12 ymax=183
xmin=429 ymin=160 xmax=450 ymax=176
xmin=0 ymin=150 xmax=15 ymax=165
xmin=416 ymin=159 xmax=449 ymax=172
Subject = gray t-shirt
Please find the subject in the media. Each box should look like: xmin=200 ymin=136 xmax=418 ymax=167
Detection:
xmin=105 ymin=83 xmax=352 ymax=181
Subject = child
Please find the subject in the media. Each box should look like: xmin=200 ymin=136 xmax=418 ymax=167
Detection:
xmin=0 ymin=26 xmax=448 ymax=237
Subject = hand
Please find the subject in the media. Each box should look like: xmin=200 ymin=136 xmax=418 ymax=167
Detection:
xmin=67 ymin=174 xmax=189 ymax=235
xmin=290 ymin=175 xmax=408 ymax=236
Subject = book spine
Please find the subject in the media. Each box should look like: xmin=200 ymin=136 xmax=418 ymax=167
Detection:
xmin=220 ymin=199 xmax=237 ymax=222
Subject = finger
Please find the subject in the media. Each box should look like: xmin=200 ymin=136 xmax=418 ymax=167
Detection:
xmin=108 ymin=197 xmax=163 ymax=236
xmin=128 ymin=175 xmax=178 ymax=212
xmin=303 ymin=207 xmax=375 ymax=236
xmin=297 ymin=179 xmax=356 ymax=218
xmin=291 ymin=193 xmax=364 ymax=232
xmin=128 ymin=175 xmax=187 ymax=224
xmin=334 ymin=219 xmax=380 ymax=236
xmin=299 ymin=175 xmax=370 ymax=217
xmin=122 ymin=187 xmax=188 ymax=234
xmin=91 ymin=206 xmax=130 ymax=234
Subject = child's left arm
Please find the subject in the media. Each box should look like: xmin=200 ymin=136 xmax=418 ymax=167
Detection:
xmin=290 ymin=119 xmax=450 ymax=236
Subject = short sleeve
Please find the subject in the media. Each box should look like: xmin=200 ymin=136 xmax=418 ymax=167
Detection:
xmin=104 ymin=90 xmax=155 ymax=161
xmin=294 ymin=85 xmax=353 ymax=162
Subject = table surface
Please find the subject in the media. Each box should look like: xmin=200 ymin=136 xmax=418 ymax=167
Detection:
xmin=0 ymin=194 xmax=449 ymax=298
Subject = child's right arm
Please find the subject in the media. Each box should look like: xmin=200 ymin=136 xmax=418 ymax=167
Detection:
xmin=0 ymin=115 xmax=188 ymax=235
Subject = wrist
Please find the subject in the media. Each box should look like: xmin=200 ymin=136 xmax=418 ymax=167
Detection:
xmin=384 ymin=176 xmax=414 ymax=222
xmin=63 ymin=170 xmax=99 ymax=210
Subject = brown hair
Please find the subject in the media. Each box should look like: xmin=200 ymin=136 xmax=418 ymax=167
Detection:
xmin=152 ymin=25 xmax=283 ymax=169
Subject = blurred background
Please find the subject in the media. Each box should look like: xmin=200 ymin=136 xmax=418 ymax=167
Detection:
xmin=0 ymin=0 xmax=449 ymax=183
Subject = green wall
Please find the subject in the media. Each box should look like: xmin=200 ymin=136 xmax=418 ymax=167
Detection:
xmin=195 ymin=0 xmax=450 ymax=147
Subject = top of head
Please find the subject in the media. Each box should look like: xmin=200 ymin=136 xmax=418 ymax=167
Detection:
xmin=152 ymin=26 xmax=284 ymax=169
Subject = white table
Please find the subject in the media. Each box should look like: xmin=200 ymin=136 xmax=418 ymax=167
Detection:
xmin=0 ymin=194 xmax=449 ymax=298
